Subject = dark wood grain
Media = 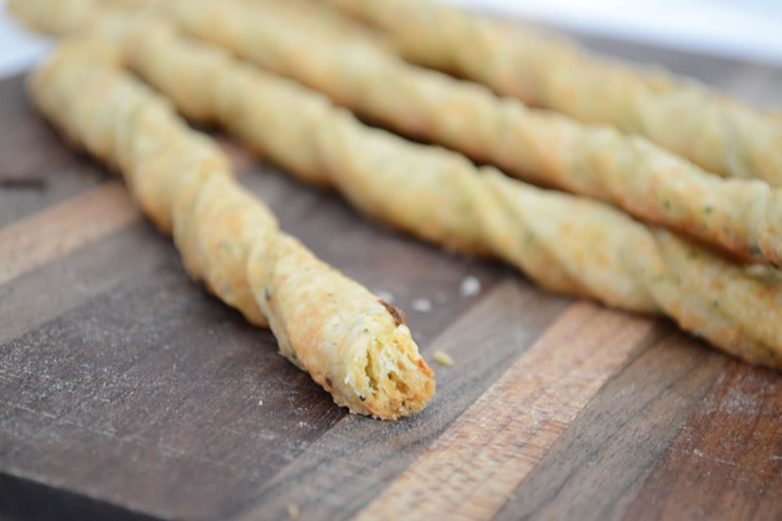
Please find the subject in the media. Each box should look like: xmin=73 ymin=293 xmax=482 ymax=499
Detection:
xmin=0 ymin=222 xmax=169 ymax=345
xmin=1 ymin=256 xmax=339 ymax=519
xmin=625 ymin=362 xmax=782 ymax=520
xmin=0 ymin=472 xmax=157 ymax=521
xmin=1 ymin=23 xmax=782 ymax=521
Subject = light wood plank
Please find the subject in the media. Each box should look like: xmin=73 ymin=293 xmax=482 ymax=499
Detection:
xmin=0 ymin=182 xmax=140 ymax=286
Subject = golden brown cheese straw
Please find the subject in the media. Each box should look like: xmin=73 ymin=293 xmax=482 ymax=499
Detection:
xmin=118 ymin=21 xmax=782 ymax=368
xmin=6 ymin=0 xmax=157 ymax=35
xmin=8 ymin=0 xmax=97 ymax=35
xmin=29 ymin=39 xmax=434 ymax=419
xmin=330 ymin=0 xmax=782 ymax=186
xmin=253 ymin=0 xmax=387 ymax=49
xmin=14 ymin=0 xmax=782 ymax=267
xmin=161 ymin=0 xmax=782 ymax=268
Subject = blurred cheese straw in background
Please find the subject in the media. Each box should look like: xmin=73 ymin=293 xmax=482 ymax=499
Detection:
xmin=331 ymin=0 xmax=782 ymax=186
xmin=159 ymin=0 xmax=782 ymax=269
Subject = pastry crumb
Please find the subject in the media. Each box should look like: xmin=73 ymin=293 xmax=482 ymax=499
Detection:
xmin=433 ymin=351 xmax=454 ymax=367
xmin=258 ymin=398 xmax=264 ymax=406
xmin=412 ymin=298 xmax=432 ymax=312
xmin=459 ymin=275 xmax=481 ymax=297
xmin=287 ymin=504 xmax=300 ymax=520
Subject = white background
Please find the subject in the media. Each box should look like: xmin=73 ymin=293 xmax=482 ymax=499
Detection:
xmin=1 ymin=0 xmax=781 ymax=79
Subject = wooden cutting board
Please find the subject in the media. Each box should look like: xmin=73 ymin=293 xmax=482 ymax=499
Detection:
xmin=1 ymin=31 xmax=782 ymax=521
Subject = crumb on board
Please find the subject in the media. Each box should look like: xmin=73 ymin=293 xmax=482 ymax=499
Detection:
xmin=375 ymin=290 xmax=395 ymax=304
xmin=287 ymin=503 xmax=300 ymax=520
xmin=459 ymin=275 xmax=481 ymax=297
xmin=258 ymin=398 xmax=264 ymax=406
xmin=412 ymin=298 xmax=432 ymax=312
xmin=433 ymin=350 xmax=454 ymax=367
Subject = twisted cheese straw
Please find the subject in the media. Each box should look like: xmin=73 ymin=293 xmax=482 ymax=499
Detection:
xmin=6 ymin=0 xmax=158 ymax=35
xmin=158 ymin=0 xmax=782 ymax=268
xmin=13 ymin=0 xmax=782 ymax=268
xmin=116 ymin=21 xmax=782 ymax=368
xmin=30 ymin=39 xmax=435 ymax=419
xmin=330 ymin=0 xmax=782 ymax=187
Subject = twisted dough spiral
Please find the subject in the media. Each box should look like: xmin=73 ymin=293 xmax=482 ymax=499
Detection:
xmin=161 ymin=0 xmax=782 ymax=268
xmin=29 ymin=39 xmax=435 ymax=419
xmin=13 ymin=2 xmax=782 ymax=260
xmin=7 ymin=0 xmax=160 ymax=35
xmin=117 ymin=21 xmax=782 ymax=368
xmin=331 ymin=0 xmax=782 ymax=186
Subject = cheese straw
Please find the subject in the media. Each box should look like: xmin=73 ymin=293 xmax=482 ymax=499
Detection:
xmin=331 ymin=0 xmax=782 ymax=186
xmin=29 ymin=39 xmax=435 ymax=419
xmin=13 ymin=1 xmax=782 ymax=265
xmin=160 ymin=0 xmax=782 ymax=268
xmin=117 ymin=21 xmax=782 ymax=368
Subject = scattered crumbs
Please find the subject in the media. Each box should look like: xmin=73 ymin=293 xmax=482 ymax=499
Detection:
xmin=693 ymin=449 xmax=704 ymax=457
xmin=287 ymin=503 xmax=300 ymax=520
xmin=459 ymin=275 xmax=481 ymax=297
xmin=258 ymin=398 xmax=264 ymax=406
xmin=298 ymin=421 xmax=307 ymax=428
xmin=376 ymin=290 xmax=395 ymax=304
xmin=771 ymin=455 xmax=782 ymax=461
xmin=433 ymin=350 xmax=454 ymax=367
xmin=412 ymin=298 xmax=432 ymax=312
